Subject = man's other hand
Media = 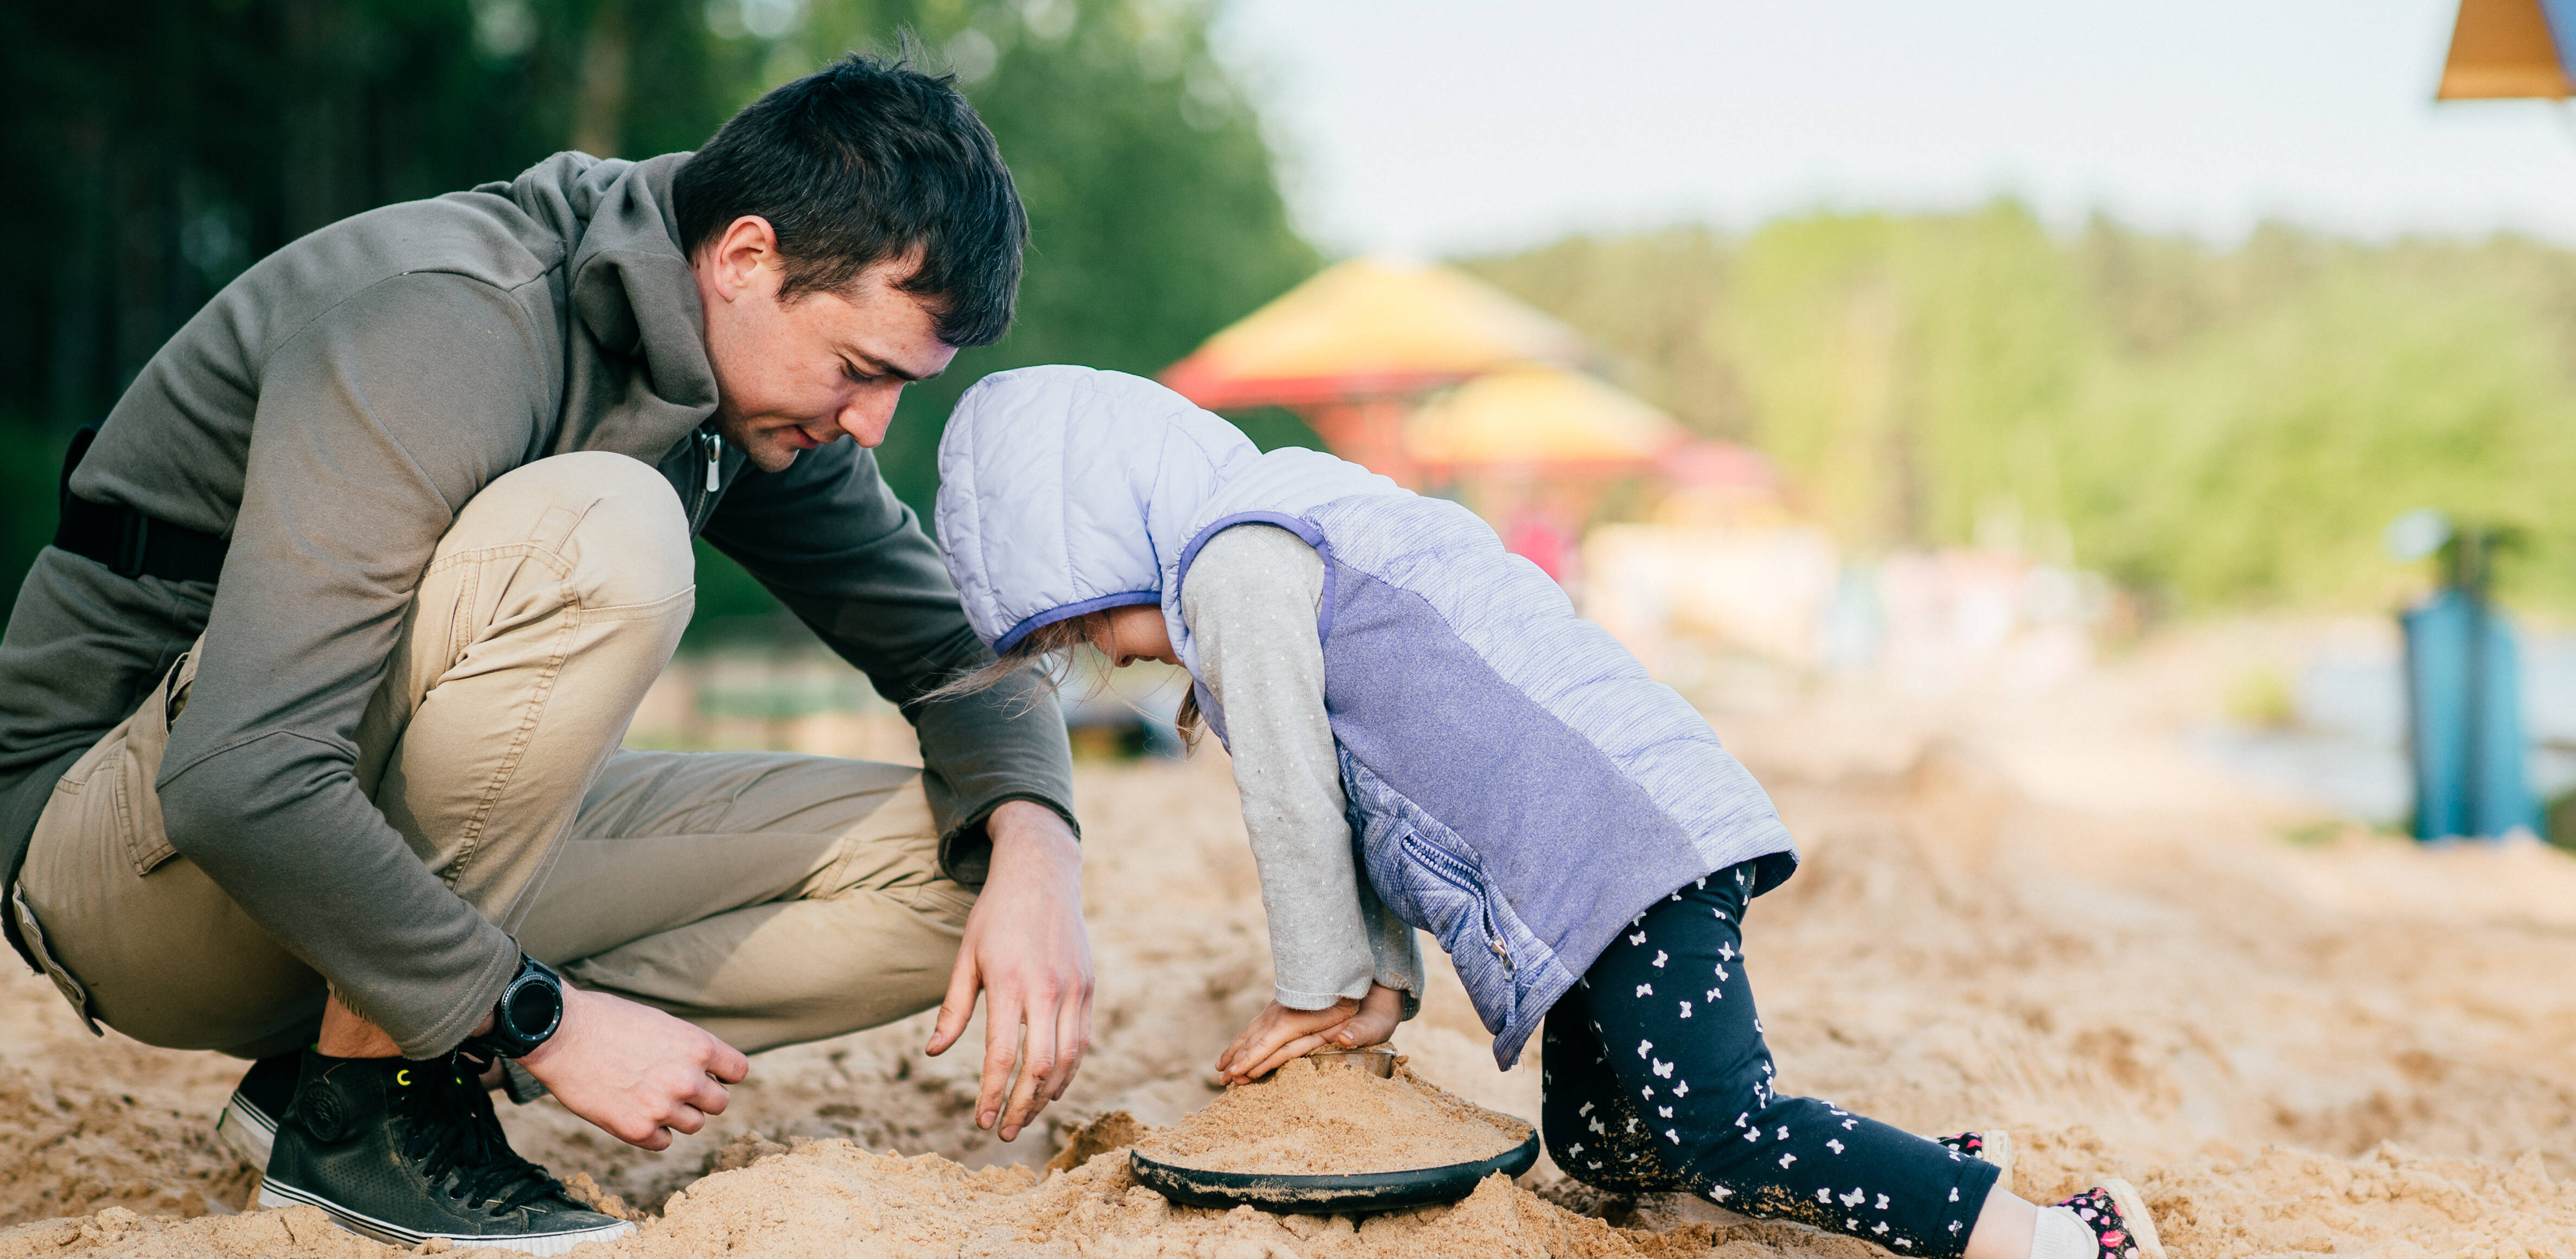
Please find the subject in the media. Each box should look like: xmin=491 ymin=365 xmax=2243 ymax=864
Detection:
xmin=925 ymin=800 xmax=1092 ymax=1142
xmin=519 ymin=985 xmax=750 ymax=1151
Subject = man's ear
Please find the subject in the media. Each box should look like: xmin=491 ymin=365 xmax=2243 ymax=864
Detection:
xmin=698 ymin=216 xmax=782 ymax=304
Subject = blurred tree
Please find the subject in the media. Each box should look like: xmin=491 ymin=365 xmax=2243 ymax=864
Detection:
xmin=0 ymin=0 xmax=752 ymax=610
xmin=686 ymin=0 xmax=1321 ymax=631
xmin=1467 ymin=227 xmax=1750 ymax=442
xmin=791 ymin=0 xmax=1322 ymax=517
xmin=1465 ymin=211 xmax=2576 ymax=615
xmin=0 ymin=0 xmax=1318 ymax=635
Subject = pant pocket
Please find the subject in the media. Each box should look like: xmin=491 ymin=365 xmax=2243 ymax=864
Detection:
xmin=46 ymin=727 xmax=174 ymax=880
xmin=109 ymin=741 xmax=177 ymax=878
xmin=11 ymin=885 xmax=102 ymax=1037
xmin=114 ymin=648 xmax=193 ymax=878
xmin=899 ymin=878 xmax=979 ymax=932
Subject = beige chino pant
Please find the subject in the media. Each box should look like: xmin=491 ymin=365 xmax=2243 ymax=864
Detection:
xmin=14 ymin=452 xmax=974 ymax=1060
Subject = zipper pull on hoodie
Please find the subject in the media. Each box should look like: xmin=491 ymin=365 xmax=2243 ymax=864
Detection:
xmin=700 ymin=429 xmax=723 ymax=494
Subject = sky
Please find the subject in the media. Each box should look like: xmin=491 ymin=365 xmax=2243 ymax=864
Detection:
xmin=1218 ymin=0 xmax=2576 ymax=257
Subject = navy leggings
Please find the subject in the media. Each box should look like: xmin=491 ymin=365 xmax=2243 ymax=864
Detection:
xmin=1540 ymin=863 xmax=1999 ymax=1257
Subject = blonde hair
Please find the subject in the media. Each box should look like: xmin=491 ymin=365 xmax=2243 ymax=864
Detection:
xmin=925 ymin=611 xmax=1204 ymax=748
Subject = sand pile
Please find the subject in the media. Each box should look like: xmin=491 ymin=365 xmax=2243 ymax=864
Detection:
xmin=14 ymin=1124 xmax=2576 ymax=1259
xmin=623 ymin=1134 xmax=1644 ymax=1259
xmin=0 ymin=1132 xmax=1664 ymax=1259
xmin=7 ymin=627 xmax=2576 ymax=1256
xmin=1133 ymin=1056 xmax=1528 ymax=1175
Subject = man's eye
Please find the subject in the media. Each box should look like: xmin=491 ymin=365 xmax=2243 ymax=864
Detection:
xmin=842 ymin=360 xmax=879 ymax=384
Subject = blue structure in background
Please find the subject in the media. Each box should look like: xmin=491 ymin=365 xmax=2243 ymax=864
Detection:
xmin=2403 ymin=590 xmax=2539 ymax=839
xmin=2396 ymin=517 xmax=2539 ymax=840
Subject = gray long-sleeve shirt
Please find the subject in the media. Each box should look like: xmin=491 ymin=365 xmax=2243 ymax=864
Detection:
xmin=0 ymin=151 xmax=1075 ymax=1058
xmin=1181 ymin=525 xmax=1422 ymax=1015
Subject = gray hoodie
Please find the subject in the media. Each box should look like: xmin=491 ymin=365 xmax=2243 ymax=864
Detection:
xmin=0 ymin=151 xmax=1073 ymax=1057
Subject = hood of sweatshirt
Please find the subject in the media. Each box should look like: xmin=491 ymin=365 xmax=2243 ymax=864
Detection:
xmin=494 ymin=151 xmax=721 ymax=465
xmin=935 ymin=365 xmax=1401 ymax=674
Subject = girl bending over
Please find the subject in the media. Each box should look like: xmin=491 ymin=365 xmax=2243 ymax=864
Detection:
xmin=930 ymin=366 xmax=2162 ymax=1259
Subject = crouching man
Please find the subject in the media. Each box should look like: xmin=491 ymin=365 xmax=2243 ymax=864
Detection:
xmin=0 ymin=53 xmax=1090 ymax=1254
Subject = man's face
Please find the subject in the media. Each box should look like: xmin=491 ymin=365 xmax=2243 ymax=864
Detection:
xmin=693 ymin=217 xmax=960 ymax=474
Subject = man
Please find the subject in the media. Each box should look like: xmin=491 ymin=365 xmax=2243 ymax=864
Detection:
xmin=0 ymin=54 xmax=1091 ymax=1252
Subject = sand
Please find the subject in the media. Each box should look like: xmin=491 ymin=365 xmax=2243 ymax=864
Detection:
xmin=4 ymin=621 xmax=2576 ymax=1257
xmin=1132 ymin=1056 xmax=1529 ymax=1175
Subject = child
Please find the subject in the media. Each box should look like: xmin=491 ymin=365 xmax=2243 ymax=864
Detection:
xmin=931 ymin=366 xmax=2162 ymax=1259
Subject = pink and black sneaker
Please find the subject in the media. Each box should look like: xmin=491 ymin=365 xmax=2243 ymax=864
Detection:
xmin=2056 ymin=1180 xmax=2167 ymax=1259
xmin=1931 ymin=1129 xmax=2016 ymax=1195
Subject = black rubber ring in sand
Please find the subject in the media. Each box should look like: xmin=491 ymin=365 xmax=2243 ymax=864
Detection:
xmin=1127 ymin=1130 xmax=1542 ymax=1215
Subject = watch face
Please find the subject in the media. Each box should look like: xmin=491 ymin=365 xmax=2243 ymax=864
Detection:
xmin=501 ymin=974 xmax=562 ymax=1042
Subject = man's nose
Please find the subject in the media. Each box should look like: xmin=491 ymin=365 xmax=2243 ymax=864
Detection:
xmin=838 ymin=386 xmax=901 ymax=448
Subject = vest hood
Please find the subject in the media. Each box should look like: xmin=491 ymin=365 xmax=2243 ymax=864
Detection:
xmin=935 ymin=365 xmax=1398 ymax=672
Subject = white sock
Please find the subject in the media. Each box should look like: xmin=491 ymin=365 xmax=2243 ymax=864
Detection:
xmin=2030 ymin=1206 xmax=2095 ymax=1259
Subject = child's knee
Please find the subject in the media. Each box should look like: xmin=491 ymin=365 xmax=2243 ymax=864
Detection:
xmin=1543 ymin=1096 xmax=1687 ymax=1196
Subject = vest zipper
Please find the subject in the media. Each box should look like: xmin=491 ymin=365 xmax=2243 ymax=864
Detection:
xmin=1408 ymin=837 xmax=1514 ymax=973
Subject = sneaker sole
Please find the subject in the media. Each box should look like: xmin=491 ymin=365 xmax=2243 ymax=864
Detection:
xmin=257 ymin=1178 xmax=636 ymax=1256
xmin=215 ymin=1094 xmax=278 ymax=1171
xmin=2096 ymin=1178 xmax=2167 ymax=1259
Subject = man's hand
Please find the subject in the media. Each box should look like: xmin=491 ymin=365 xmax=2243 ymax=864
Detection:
xmin=925 ymin=801 xmax=1092 ymax=1141
xmin=518 ymin=985 xmax=750 ymax=1151
xmin=1215 ymin=983 xmax=1405 ymax=1084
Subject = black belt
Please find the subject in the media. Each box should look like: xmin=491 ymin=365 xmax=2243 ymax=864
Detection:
xmin=52 ymin=421 xmax=229 ymax=584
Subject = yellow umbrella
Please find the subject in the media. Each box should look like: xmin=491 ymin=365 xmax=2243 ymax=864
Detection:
xmin=2438 ymin=0 xmax=2574 ymax=99
xmin=1406 ymin=365 xmax=1688 ymax=471
xmin=1161 ymin=257 xmax=1586 ymax=409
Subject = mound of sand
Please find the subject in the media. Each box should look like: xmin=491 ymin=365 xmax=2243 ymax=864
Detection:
xmin=1133 ymin=1056 xmax=1528 ymax=1175
xmin=5 ymin=630 xmax=2576 ymax=1256
xmin=17 ymin=1127 xmax=2572 ymax=1258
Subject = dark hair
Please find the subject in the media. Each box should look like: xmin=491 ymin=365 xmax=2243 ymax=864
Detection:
xmin=673 ymin=48 xmax=1027 ymax=347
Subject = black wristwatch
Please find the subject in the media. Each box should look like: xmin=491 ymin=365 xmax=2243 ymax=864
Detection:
xmin=465 ymin=954 xmax=564 ymax=1060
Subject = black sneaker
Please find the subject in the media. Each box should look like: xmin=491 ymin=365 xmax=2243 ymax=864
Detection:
xmin=257 ymin=1051 xmax=632 ymax=1255
xmin=216 ymin=1053 xmax=301 ymax=1170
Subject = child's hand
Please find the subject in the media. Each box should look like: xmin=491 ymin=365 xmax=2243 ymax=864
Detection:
xmin=1213 ymin=985 xmax=1406 ymax=1084
xmin=1216 ymin=999 xmax=1352 ymax=1084
xmin=1333 ymin=983 xmax=1403 ymax=1051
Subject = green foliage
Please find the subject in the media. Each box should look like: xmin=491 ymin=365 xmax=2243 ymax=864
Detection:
xmin=0 ymin=419 xmax=71 ymax=608
xmin=682 ymin=538 xmax=792 ymax=646
xmin=1224 ymin=405 xmax=1327 ymax=455
xmin=2225 ymin=665 xmax=2297 ymax=730
xmin=1465 ymin=209 xmax=2576 ymax=613
xmin=841 ymin=0 xmax=1322 ymax=515
xmin=1467 ymin=227 xmax=1751 ymax=441
xmin=701 ymin=0 xmax=1321 ymax=628
xmin=2 ymin=0 xmax=1316 ymax=637
xmin=0 ymin=0 xmax=763 ymax=424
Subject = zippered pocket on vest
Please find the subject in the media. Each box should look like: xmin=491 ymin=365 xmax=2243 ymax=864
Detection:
xmin=1404 ymin=835 xmax=1514 ymax=973
xmin=1393 ymin=830 xmax=1519 ymax=1036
